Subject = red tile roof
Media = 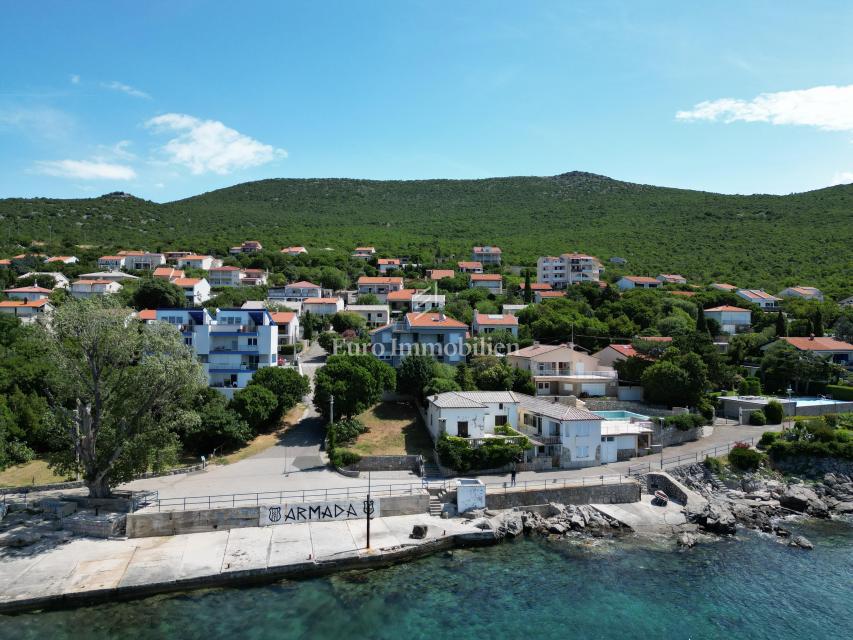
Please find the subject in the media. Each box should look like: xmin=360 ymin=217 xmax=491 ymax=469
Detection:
xmin=209 ymin=266 xmax=241 ymax=271
xmin=457 ymin=261 xmax=483 ymax=269
xmin=270 ymin=311 xmax=297 ymax=324
xmin=406 ymin=312 xmax=467 ymax=328
xmin=705 ymin=305 xmax=749 ymax=312
xmin=137 ymin=309 xmax=157 ymax=321
xmin=518 ymin=282 xmax=552 ymax=291
xmin=377 ymin=258 xmax=401 ymax=265
xmin=474 ymin=313 xmax=518 ymax=326
xmin=304 ymin=297 xmax=341 ymax=304
xmin=287 ymin=280 xmax=322 ymax=288
xmin=470 ymin=273 xmax=502 ymax=281
xmin=669 ymin=290 xmax=696 ymax=297
xmin=357 ymin=276 xmax=403 ymax=285
xmin=622 ymin=276 xmax=659 ymax=284
xmin=173 ymin=278 xmax=202 ymax=287
xmin=4 ymin=286 xmax=52 ymax=294
xmin=0 ymin=299 xmax=49 ymax=309
xmin=473 ymin=246 xmax=502 ymax=254
xmin=387 ymin=288 xmax=416 ymax=302
xmin=536 ymin=291 xmax=566 ymax=298
xmin=780 ymin=337 xmax=853 ymax=352
xmin=428 ymin=269 xmax=455 ymax=280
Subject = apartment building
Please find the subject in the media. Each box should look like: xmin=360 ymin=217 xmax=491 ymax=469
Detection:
xmin=177 ymin=255 xmax=222 ymax=270
xmin=537 ymin=253 xmax=603 ymax=288
xmin=472 ymin=246 xmax=502 ymax=265
xmin=229 ymin=241 xmax=263 ymax=255
xmin=370 ymin=312 xmax=467 ymax=366
xmin=119 ymin=251 xmax=166 ymax=270
xmin=70 ymin=279 xmax=122 ymax=298
xmin=507 ymin=343 xmax=617 ymax=397
xmin=469 ymin=273 xmax=503 ymax=294
xmin=357 ymin=276 xmax=404 ymax=302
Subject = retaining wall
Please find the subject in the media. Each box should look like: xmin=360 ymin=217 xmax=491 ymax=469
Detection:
xmin=348 ymin=455 xmax=422 ymax=474
xmin=484 ymin=481 xmax=640 ymax=510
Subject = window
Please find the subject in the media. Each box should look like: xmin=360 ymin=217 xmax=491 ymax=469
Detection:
xmin=184 ymin=337 xmax=193 ymax=346
xmin=498 ymin=403 xmax=503 ymax=410
xmin=577 ymin=446 xmax=589 ymax=458
xmin=495 ymin=415 xmax=507 ymax=426
xmin=576 ymin=423 xmax=590 ymax=437
xmin=247 ymin=337 xmax=258 ymax=346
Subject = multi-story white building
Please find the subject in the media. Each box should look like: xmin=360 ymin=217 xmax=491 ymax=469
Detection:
xmin=177 ymin=255 xmax=222 ymax=271
xmin=156 ymin=307 xmax=278 ymax=398
xmin=737 ymin=289 xmax=782 ymax=311
xmin=411 ymin=293 xmax=446 ymax=313
xmin=345 ymin=304 xmax=390 ymax=328
xmin=229 ymin=241 xmax=263 ymax=255
xmin=280 ymin=281 xmax=324 ymax=301
xmin=357 ymin=276 xmax=404 ymax=302
xmin=457 ymin=261 xmax=483 ymax=274
xmin=173 ymin=277 xmax=212 ymax=305
xmin=537 ymin=253 xmax=603 ymax=288
xmin=370 ymin=312 xmax=468 ymax=366
xmin=472 ymin=312 xmax=518 ymax=336
xmin=270 ymin=311 xmax=300 ymax=349
xmin=97 ymin=255 xmax=127 ymax=271
xmin=617 ymin=276 xmax=661 ymax=290
xmin=119 ymin=251 xmax=166 ymax=270
xmin=302 ymin=297 xmax=345 ymax=316
xmin=469 ymin=273 xmax=503 ymax=294
xmin=377 ymin=258 xmax=402 ymax=274
xmin=208 ymin=266 xmax=243 ymax=287
xmin=472 ymin=246 xmax=502 ymax=265
xmin=241 ymin=269 xmax=268 ymax=287
xmin=352 ymin=246 xmax=376 ymax=259
xmin=507 ymin=343 xmax=618 ymax=398
xmin=704 ymin=305 xmax=752 ymax=334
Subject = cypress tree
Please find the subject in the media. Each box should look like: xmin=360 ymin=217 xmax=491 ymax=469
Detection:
xmin=523 ymin=270 xmax=533 ymax=304
xmin=775 ymin=311 xmax=787 ymax=337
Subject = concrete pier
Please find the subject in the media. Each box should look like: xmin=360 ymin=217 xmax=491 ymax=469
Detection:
xmin=0 ymin=514 xmax=492 ymax=614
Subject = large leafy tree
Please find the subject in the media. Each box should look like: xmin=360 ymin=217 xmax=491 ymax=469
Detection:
xmin=131 ymin=277 xmax=186 ymax=310
xmin=313 ymin=354 xmax=395 ymax=419
xmin=230 ymin=385 xmax=278 ymax=431
xmin=249 ymin=366 xmax=310 ymax=417
xmin=42 ymin=297 xmax=205 ymax=497
xmin=396 ymin=354 xmax=438 ymax=401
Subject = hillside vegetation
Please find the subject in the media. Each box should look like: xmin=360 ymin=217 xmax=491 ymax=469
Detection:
xmin=1 ymin=172 xmax=851 ymax=296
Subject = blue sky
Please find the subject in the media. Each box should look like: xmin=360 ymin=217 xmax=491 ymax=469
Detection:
xmin=2 ymin=1 xmax=853 ymax=201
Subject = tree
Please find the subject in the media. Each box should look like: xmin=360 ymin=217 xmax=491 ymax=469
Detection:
xmin=317 ymin=331 xmax=339 ymax=353
xmin=523 ymin=270 xmax=533 ymax=304
xmin=181 ymin=388 xmax=251 ymax=455
xmin=42 ymin=297 xmax=205 ymax=497
xmin=131 ymin=277 xmax=186 ymax=310
xmin=454 ymin=363 xmax=477 ymax=391
xmin=330 ymin=311 xmax=366 ymax=333
xmin=249 ymin=366 xmax=310 ymax=417
xmin=813 ymin=308 xmax=824 ymax=337
xmin=641 ymin=361 xmax=691 ymax=407
xmin=696 ymin=307 xmax=708 ymax=334
xmin=775 ymin=311 xmax=787 ymax=337
xmin=313 ymin=355 xmax=395 ymax=419
xmin=302 ymin=310 xmax=315 ymax=340
xmin=424 ymin=377 xmax=462 ymax=397
xmin=760 ymin=341 xmax=843 ymax=394
xmin=397 ymin=355 xmax=438 ymax=401
xmin=230 ymin=385 xmax=278 ymax=431
xmin=356 ymin=293 xmax=380 ymax=305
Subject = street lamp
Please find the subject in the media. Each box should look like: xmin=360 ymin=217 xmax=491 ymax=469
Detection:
xmin=329 ymin=394 xmax=334 ymax=425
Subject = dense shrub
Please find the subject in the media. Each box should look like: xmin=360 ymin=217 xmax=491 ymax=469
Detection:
xmin=757 ymin=431 xmax=779 ymax=450
xmin=329 ymin=448 xmax=362 ymax=468
xmin=664 ymin=413 xmax=705 ymax=431
xmin=436 ymin=434 xmax=529 ymax=473
xmin=826 ymin=385 xmax=853 ymax=401
xmin=728 ymin=445 xmax=764 ymax=471
xmin=763 ymin=400 xmax=784 ymax=425
xmin=737 ymin=376 xmax=762 ymax=396
xmin=327 ymin=418 xmax=367 ymax=447
xmin=748 ymin=410 xmax=767 ymax=426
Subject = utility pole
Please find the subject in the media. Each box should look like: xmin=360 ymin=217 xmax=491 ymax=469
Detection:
xmin=329 ymin=395 xmax=334 ymax=425
xmin=364 ymin=471 xmax=373 ymax=550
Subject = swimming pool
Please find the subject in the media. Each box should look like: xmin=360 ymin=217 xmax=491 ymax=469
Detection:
xmin=593 ymin=410 xmax=650 ymax=421
xmin=789 ymin=397 xmax=848 ymax=407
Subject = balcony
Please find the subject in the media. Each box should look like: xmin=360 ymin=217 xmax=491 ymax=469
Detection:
xmin=534 ymin=369 xmax=617 ymax=380
xmin=209 ymin=324 xmax=258 ymax=335
xmin=209 ymin=363 xmax=259 ymax=373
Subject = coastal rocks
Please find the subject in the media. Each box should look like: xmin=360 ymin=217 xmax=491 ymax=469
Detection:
xmin=779 ymin=486 xmax=829 ymax=518
xmin=686 ymin=501 xmax=737 ymax=535
xmin=677 ymin=532 xmax=698 ymax=548
xmin=410 ymin=525 xmax=428 ymax=539
xmin=514 ymin=504 xmax=621 ymax=539
xmin=788 ymin=535 xmax=814 ymax=550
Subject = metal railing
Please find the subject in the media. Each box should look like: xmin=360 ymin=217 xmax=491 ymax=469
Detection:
xmin=480 ymin=474 xmax=627 ymax=494
xmin=627 ymin=436 xmax=757 ymax=476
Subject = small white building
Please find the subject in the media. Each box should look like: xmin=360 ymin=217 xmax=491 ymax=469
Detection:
xmin=97 ymin=255 xmax=127 ymax=271
xmin=80 ymin=271 xmax=140 ymax=284
xmin=472 ymin=313 xmax=518 ymax=336
xmin=617 ymin=276 xmax=661 ymax=290
xmin=377 ymin=258 xmax=402 ymax=274
xmin=737 ymin=289 xmax=781 ymax=310
xmin=270 ymin=311 xmax=301 ymax=348
xmin=280 ymin=246 xmax=308 ymax=256
xmin=302 ymin=297 xmax=344 ymax=316
xmin=119 ymin=251 xmax=166 ymax=270
xmin=173 ymin=277 xmax=212 ymax=305
xmin=704 ymin=305 xmax=752 ymax=334
xmin=0 ymin=299 xmax=52 ymax=322
xmin=472 ymin=246 xmax=502 ymax=265
xmin=70 ymin=279 xmax=122 ymax=298
xmin=469 ymin=273 xmax=503 ymax=294
xmin=44 ymin=256 xmax=78 ymax=265
xmin=411 ymin=293 xmax=446 ymax=313
xmin=352 ymin=246 xmax=376 ymax=259
xmin=280 ymin=281 xmax=324 ymax=301
xmin=345 ymin=304 xmax=390 ymax=327
xmin=457 ymin=261 xmax=484 ymax=274
xmin=502 ymin=304 xmax=529 ymax=316
xmin=177 ymin=255 xmax=222 ymax=271
xmin=3 ymin=286 xmax=53 ymax=301
xmin=18 ymin=272 xmax=70 ymax=289
xmin=357 ymin=276 xmax=404 ymax=302
xmin=657 ymin=274 xmax=687 ymax=285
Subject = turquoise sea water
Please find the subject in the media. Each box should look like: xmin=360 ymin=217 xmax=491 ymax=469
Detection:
xmin=2 ymin=519 xmax=852 ymax=640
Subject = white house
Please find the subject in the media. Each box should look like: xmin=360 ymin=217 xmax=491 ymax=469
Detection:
xmin=173 ymin=277 xmax=212 ymax=305
xmin=0 ymin=299 xmax=52 ymax=323
xmin=229 ymin=241 xmax=263 ymax=255
xmin=97 ymin=255 xmax=127 ymax=271
xmin=3 ymin=286 xmax=53 ymax=301
xmin=457 ymin=261 xmax=483 ymax=274
xmin=411 ymin=293 xmax=446 ymax=313
xmin=207 ymin=266 xmax=243 ymax=287
xmin=270 ymin=311 xmax=300 ymax=348
xmin=302 ymin=297 xmax=344 ymax=316
xmin=507 ymin=343 xmax=617 ymax=397
xmin=44 ymin=256 xmax=78 ymax=265
xmin=737 ymin=289 xmax=781 ymax=310
xmin=70 ymin=279 xmax=122 ymax=298
xmin=156 ymin=307 xmax=278 ymax=398
xmin=426 ymin=391 xmax=615 ymax=469
xmin=704 ymin=305 xmax=752 ymax=334
xmin=279 ymin=280 xmax=324 ymax=301
xmin=469 ymin=273 xmax=503 ymax=294
xmin=357 ymin=276 xmax=404 ymax=302
xmin=80 ymin=271 xmax=139 ymax=284
xmin=778 ymin=286 xmax=824 ymax=302
xmin=241 ymin=269 xmax=268 ymax=287
xmin=352 ymin=246 xmax=376 ymax=259
xmin=177 ymin=255 xmax=222 ymax=271
xmin=537 ymin=253 xmax=603 ymax=288
xmin=345 ymin=304 xmax=390 ymax=328
xmin=657 ymin=274 xmax=687 ymax=285
xmin=119 ymin=251 xmax=166 ymax=270
xmin=472 ymin=246 xmax=501 ymax=265
xmin=377 ymin=258 xmax=402 ymax=274
xmin=502 ymin=304 xmax=529 ymax=316
xmin=370 ymin=312 xmax=468 ymax=366
xmin=534 ymin=290 xmax=566 ymax=303
xmin=764 ymin=336 xmax=853 ymax=366
xmin=472 ymin=313 xmax=518 ymax=336
xmin=710 ymin=283 xmax=738 ymax=292
xmin=617 ymin=276 xmax=661 ymax=290
xmin=280 ymin=246 xmax=308 ymax=256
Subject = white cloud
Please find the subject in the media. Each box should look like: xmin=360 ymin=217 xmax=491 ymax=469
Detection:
xmin=35 ymin=159 xmax=137 ymax=180
xmin=70 ymin=74 xmax=80 ymax=85
xmin=145 ymin=113 xmax=287 ymax=175
xmin=676 ymin=85 xmax=853 ymax=132
xmin=0 ymin=106 xmax=75 ymax=141
xmin=102 ymin=80 xmax=151 ymax=99
xmin=94 ymin=140 xmax=136 ymax=162
xmin=831 ymin=171 xmax=853 ymax=186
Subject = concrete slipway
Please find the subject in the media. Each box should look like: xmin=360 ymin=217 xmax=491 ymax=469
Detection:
xmin=0 ymin=514 xmax=492 ymax=614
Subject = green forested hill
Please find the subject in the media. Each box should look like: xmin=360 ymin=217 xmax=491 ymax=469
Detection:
xmin=1 ymin=172 xmax=851 ymax=296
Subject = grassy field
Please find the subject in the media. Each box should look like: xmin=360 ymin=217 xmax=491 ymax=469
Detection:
xmin=0 ymin=459 xmax=70 ymax=488
xmin=214 ymin=403 xmax=306 ymax=465
xmin=350 ymin=401 xmax=434 ymax=457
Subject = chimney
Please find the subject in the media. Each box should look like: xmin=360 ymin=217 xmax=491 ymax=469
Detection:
xmin=438 ymin=312 xmax=446 ymax=322
xmin=809 ymin=333 xmax=815 ymax=341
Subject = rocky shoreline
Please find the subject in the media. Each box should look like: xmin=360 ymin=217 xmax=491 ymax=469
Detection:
xmin=461 ymin=466 xmax=853 ymax=552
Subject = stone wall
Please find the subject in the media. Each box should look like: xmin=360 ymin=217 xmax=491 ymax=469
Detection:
xmin=484 ymin=481 xmax=640 ymax=510
xmin=374 ymin=493 xmax=430 ymax=517
xmin=127 ymin=506 xmax=260 ymax=538
xmin=653 ymin=423 xmax=705 ymax=447
xmin=643 ymin=471 xmax=705 ymax=508
xmin=348 ymin=455 xmax=422 ymax=474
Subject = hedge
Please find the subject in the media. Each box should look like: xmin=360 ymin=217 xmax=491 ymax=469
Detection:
xmin=826 ymin=385 xmax=853 ymax=401
xmin=664 ymin=413 xmax=705 ymax=431
xmin=436 ymin=434 xmax=529 ymax=473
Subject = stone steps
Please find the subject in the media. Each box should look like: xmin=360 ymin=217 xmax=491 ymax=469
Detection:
xmin=428 ymin=496 xmax=442 ymax=516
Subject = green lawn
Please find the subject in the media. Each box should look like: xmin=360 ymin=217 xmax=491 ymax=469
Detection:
xmin=351 ymin=402 xmax=434 ymax=457
xmin=0 ymin=459 xmax=71 ymax=488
